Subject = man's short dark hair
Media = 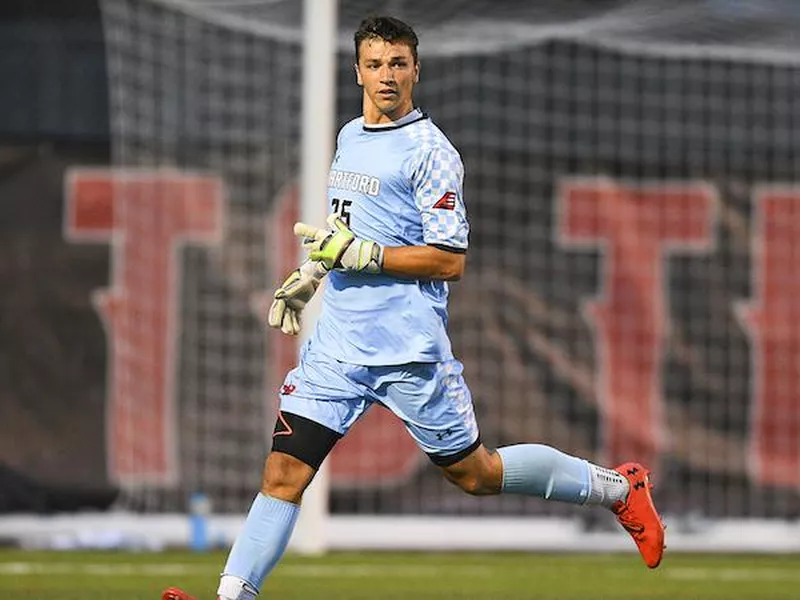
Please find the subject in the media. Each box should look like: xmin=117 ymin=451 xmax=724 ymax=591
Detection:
xmin=354 ymin=16 xmax=419 ymax=63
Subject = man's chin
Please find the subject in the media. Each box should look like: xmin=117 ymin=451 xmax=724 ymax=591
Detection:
xmin=376 ymin=100 xmax=400 ymax=113
xmin=378 ymin=102 xmax=414 ymax=119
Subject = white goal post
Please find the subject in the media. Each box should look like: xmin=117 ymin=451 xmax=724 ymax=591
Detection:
xmin=290 ymin=0 xmax=337 ymax=556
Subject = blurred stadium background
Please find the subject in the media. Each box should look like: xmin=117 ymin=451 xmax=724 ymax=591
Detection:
xmin=1 ymin=0 xmax=800 ymax=580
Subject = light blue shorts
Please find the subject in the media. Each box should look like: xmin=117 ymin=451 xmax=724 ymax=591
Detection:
xmin=278 ymin=340 xmax=481 ymax=462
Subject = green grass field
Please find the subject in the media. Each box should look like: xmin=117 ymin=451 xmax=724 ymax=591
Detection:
xmin=1 ymin=550 xmax=797 ymax=600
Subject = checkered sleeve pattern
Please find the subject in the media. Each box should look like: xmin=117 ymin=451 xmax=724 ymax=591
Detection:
xmin=412 ymin=145 xmax=469 ymax=250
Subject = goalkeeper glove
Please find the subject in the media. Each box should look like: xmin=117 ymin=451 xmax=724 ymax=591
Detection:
xmin=267 ymin=259 xmax=328 ymax=335
xmin=294 ymin=214 xmax=384 ymax=274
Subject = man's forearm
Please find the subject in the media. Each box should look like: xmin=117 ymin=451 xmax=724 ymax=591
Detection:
xmin=381 ymin=245 xmax=465 ymax=281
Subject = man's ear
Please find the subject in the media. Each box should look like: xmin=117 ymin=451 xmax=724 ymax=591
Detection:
xmin=414 ymin=61 xmax=420 ymax=83
xmin=354 ymin=63 xmax=363 ymax=86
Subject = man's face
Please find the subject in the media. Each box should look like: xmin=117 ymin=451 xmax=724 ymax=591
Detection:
xmin=355 ymin=37 xmax=419 ymax=123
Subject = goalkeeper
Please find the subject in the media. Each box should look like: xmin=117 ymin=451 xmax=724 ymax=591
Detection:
xmin=163 ymin=14 xmax=664 ymax=600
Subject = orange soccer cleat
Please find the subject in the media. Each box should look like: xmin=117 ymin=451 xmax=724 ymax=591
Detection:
xmin=611 ymin=462 xmax=666 ymax=569
xmin=162 ymin=587 xmax=203 ymax=600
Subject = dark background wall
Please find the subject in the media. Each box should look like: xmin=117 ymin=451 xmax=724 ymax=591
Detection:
xmin=2 ymin=0 xmax=800 ymax=518
xmin=0 ymin=0 xmax=108 ymax=140
xmin=0 ymin=0 xmax=115 ymax=512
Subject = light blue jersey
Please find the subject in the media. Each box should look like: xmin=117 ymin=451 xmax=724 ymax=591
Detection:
xmin=312 ymin=108 xmax=469 ymax=365
xmin=279 ymin=109 xmax=479 ymax=460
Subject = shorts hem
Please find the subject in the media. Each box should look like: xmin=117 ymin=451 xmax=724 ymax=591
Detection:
xmin=426 ymin=435 xmax=482 ymax=467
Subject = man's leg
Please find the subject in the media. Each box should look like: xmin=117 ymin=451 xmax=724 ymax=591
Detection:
xmin=388 ymin=359 xmax=663 ymax=568
xmin=367 ymin=357 xmax=664 ymax=569
xmin=163 ymin=343 xmax=369 ymax=600
xmin=162 ymin=411 xmax=346 ymax=600
xmin=495 ymin=444 xmax=628 ymax=506
xmin=162 ymin=449 xmax=318 ymax=600
xmin=189 ymin=343 xmax=366 ymax=600
xmin=214 ymin=452 xmax=309 ymax=600
xmin=216 ymin=413 xmax=342 ymax=600
xmin=439 ymin=444 xmax=665 ymax=568
xmin=378 ymin=359 xmax=629 ymax=507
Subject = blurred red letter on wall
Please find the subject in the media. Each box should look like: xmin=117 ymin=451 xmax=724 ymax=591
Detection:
xmin=559 ymin=179 xmax=716 ymax=467
xmin=65 ymin=169 xmax=224 ymax=485
xmin=736 ymin=189 xmax=800 ymax=488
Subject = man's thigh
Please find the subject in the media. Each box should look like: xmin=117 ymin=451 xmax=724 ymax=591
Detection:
xmin=273 ymin=342 xmax=372 ymax=468
xmin=372 ymin=359 xmax=481 ymax=466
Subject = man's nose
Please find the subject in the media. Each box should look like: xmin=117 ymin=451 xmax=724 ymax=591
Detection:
xmin=379 ymin=64 xmax=394 ymax=81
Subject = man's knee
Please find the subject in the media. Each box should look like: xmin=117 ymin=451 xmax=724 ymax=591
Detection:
xmin=263 ymin=411 xmax=342 ymax=503
xmin=443 ymin=470 xmax=490 ymax=496
xmin=261 ymin=451 xmax=316 ymax=503
xmin=440 ymin=445 xmax=503 ymax=496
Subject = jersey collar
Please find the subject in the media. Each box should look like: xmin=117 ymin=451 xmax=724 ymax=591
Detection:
xmin=362 ymin=108 xmax=428 ymax=132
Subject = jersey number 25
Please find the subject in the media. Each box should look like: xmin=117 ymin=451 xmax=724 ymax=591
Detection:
xmin=331 ymin=198 xmax=352 ymax=226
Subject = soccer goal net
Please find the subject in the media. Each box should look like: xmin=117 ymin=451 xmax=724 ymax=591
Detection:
xmin=65 ymin=0 xmax=800 ymax=552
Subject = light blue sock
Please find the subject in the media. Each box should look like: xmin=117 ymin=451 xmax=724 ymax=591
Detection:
xmin=497 ymin=444 xmax=592 ymax=504
xmin=221 ymin=493 xmax=300 ymax=593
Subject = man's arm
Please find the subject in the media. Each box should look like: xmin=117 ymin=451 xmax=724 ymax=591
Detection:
xmin=295 ymin=216 xmax=465 ymax=281
xmin=382 ymin=245 xmax=465 ymax=281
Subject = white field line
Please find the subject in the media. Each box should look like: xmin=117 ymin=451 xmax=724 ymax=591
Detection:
xmin=0 ymin=562 xmax=492 ymax=578
xmin=665 ymin=567 xmax=800 ymax=582
xmin=3 ymin=562 xmax=798 ymax=582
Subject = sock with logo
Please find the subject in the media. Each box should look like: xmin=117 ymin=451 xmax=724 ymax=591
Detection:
xmin=497 ymin=444 xmax=628 ymax=507
xmin=585 ymin=463 xmax=630 ymax=508
xmin=217 ymin=493 xmax=300 ymax=600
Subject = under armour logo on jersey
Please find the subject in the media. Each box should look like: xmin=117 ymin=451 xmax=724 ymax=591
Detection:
xmin=432 ymin=191 xmax=457 ymax=210
xmin=633 ymin=481 xmax=646 ymax=490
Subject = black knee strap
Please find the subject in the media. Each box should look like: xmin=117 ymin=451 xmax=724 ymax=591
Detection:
xmin=270 ymin=411 xmax=342 ymax=470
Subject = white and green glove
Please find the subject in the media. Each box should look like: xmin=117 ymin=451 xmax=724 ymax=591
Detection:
xmin=267 ymin=259 xmax=329 ymax=335
xmin=294 ymin=214 xmax=384 ymax=274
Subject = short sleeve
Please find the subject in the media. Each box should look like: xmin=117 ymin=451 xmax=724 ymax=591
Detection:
xmin=411 ymin=146 xmax=469 ymax=252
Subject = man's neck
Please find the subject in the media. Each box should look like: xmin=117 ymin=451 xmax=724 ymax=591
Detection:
xmin=362 ymin=101 xmax=415 ymax=125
